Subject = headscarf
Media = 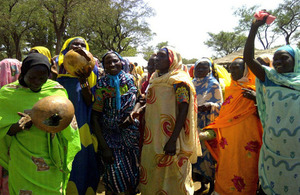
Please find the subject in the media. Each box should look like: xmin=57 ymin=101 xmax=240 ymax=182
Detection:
xmin=231 ymin=56 xmax=256 ymax=86
xmin=0 ymin=59 xmax=21 ymax=87
xmin=154 ymin=46 xmax=182 ymax=76
xmin=57 ymin=37 xmax=97 ymax=88
xmin=263 ymin=46 xmax=300 ymax=90
xmin=101 ymin=51 xmax=124 ymax=111
xmin=204 ymin=57 xmax=256 ymax=129
xmin=18 ymin=53 xmax=51 ymax=87
xmin=193 ymin=58 xmax=218 ymax=106
xmin=30 ymin=46 xmax=52 ymax=63
xmin=276 ymin=45 xmax=295 ymax=58
xmin=58 ymin=37 xmax=89 ymax=67
xmin=194 ymin=58 xmax=212 ymax=73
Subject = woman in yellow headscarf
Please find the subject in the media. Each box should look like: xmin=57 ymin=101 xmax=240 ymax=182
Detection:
xmin=204 ymin=57 xmax=263 ymax=195
xmin=56 ymin=37 xmax=100 ymax=195
xmin=139 ymin=47 xmax=201 ymax=195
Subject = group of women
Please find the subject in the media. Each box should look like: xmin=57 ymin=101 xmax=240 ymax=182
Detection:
xmin=0 ymin=14 xmax=299 ymax=195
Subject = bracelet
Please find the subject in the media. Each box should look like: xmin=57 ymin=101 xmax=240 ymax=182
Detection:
xmin=80 ymin=81 xmax=89 ymax=88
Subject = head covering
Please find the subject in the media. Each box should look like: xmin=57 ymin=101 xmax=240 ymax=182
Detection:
xmin=156 ymin=46 xmax=182 ymax=75
xmin=19 ymin=53 xmax=51 ymax=87
xmin=194 ymin=58 xmax=213 ymax=78
xmin=0 ymin=59 xmax=22 ymax=87
xmin=101 ymin=51 xmax=123 ymax=65
xmin=102 ymin=51 xmax=123 ymax=111
xmin=194 ymin=58 xmax=212 ymax=70
xmin=276 ymin=45 xmax=295 ymax=58
xmin=58 ymin=37 xmax=89 ymax=67
xmin=263 ymin=46 xmax=300 ymax=90
xmin=30 ymin=46 xmax=52 ymax=63
xmin=231 ymin=56 xmax=256 ymax=86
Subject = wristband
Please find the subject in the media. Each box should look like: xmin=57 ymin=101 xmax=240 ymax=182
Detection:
xmin=80 ymin=81 xmax=89 ymax=88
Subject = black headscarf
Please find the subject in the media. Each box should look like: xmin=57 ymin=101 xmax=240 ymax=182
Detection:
xmin=19 ymin=53 xmax=51 ymax=87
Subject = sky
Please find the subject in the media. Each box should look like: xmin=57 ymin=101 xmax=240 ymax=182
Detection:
xmin=145 ymin=0 xmax=285 ymax=59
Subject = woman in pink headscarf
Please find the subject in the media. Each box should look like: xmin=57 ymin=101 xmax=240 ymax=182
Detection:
xmin=0 ymin=58 xmax=21 ymax=195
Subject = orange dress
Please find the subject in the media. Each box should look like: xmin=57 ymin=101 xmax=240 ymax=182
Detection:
xmin=205 ymin=67 xmax=263 ymax=194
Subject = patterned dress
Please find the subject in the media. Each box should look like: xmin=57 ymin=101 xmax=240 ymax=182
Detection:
xmin=256 ymin=47 xmax=300 ymax=194
xmin=139 ymin=67 xmax=201 ymax=195
xmin=192 ymin=74 xmax=223 ymax=182
xmin=205 ymin=65 xmax=263 ymax=195
xmin=93 ymin=70 xmax=140 ymax=193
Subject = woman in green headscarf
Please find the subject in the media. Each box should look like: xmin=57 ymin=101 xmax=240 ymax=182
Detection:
xmin=244 ymin=15 xmax=300 ymax=195
xmin=0 ymin=53 xmax=80 ymax=194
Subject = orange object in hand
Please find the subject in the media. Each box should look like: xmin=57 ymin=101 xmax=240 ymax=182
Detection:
xmin=254 ymin=10 xmax=276 ymax=25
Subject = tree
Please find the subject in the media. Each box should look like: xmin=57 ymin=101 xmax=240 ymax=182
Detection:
xmin=0 ymin=0 xmax=40 ymax=60
xmin=80 ymin=0 xmax=154 ymax=58
xmin=41 ymin=0 xmax=84 ymax=54
xmin=141 ymin=41 xmax=169 ymax=61
xmin=233 ymin=5 xmax=277 ymax=49
xmin=204 ymin=31 xmax=247 ymax=58
xmin=273 ymin=0 xmax=300 ymax=45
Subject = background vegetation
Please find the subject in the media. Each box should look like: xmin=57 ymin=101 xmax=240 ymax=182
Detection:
xmin=0 ymin=0 xmax=298 ymax=62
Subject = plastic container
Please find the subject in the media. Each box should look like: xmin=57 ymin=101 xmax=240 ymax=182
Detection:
xmin=254 ymin=10 xmax=276 ymax=25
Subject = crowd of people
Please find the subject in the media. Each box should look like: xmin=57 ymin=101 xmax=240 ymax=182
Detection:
xmin=0 ymin=12 xmax=299 ymax=195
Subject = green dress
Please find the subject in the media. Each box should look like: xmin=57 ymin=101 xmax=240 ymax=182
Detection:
xmin=0 ymin=79 xmax=81 ymax=195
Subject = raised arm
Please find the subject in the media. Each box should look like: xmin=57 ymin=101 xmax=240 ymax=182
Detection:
xmin=244 ymin=17 xmax=268 ymax=82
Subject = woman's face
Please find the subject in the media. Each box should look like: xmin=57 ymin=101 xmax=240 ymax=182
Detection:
xmin=155 ymin=50 xmax=170 ymax=75
xmin=194 ymin=62 xmax=210 ymax=78
xmin=24 ymin=65 xmax=49 ymax=92
xmin=273 ymin=50 xmax=294 ymax=73
xmin=147 ymin=56 xmax=156 ymax=75
xmin=104 ymin=53 xmax=122 ymax=75
xmin=230 ymin=59 xmax=245 ymax=81
xmin=70 ymin=38 xmax=86 ymax=50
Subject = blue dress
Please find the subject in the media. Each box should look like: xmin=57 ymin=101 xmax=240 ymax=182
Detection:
xmin=57 ymin=65 xmax=100 ymax=195
xmin=93 ymin=70 xmax=140 ymax=193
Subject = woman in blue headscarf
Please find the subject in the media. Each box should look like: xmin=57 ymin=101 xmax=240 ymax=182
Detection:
xmin=192 ymin=58 xmax=223 ymax=194
xmin=244 ymin=16 xmax=300 ymax=195
xmin=91 ymin=51 xmax=140 ymax=195
xmin=56 ymin=37 xmax=100 ymax=195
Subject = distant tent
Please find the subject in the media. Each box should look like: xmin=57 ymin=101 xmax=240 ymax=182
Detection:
xmin=123 ymin=56 xmax=148 ymax=67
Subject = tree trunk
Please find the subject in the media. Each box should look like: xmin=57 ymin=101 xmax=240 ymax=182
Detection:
xmin=13 ymin=34 xmax=22 ymax=61
xmin=55 ymin=33 xmax=62 ymax=55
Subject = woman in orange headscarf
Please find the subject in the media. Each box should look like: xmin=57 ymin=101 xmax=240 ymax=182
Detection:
xmin=204 ymin=57 xmax=263 ymax=195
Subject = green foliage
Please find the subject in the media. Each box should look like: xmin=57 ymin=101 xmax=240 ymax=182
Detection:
xmin=79 ymin=0 xmax=154 ymax=58
xmin=0 ymin=0 xmax=154 ymax=60
xmin=0 ymin=0 xmax=41 ymax=60
xmin=141 ymin=41 xmax=169 ymax=61
xmin=204 ymin=31 xmax=247 ymax=57
xmin=233 ymin=5 xmax=277 ymax=49
xmin=273 ymin=0 xmax=300 ymax=45
xmin=182 ymin=58 xmax=197 ymax=65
